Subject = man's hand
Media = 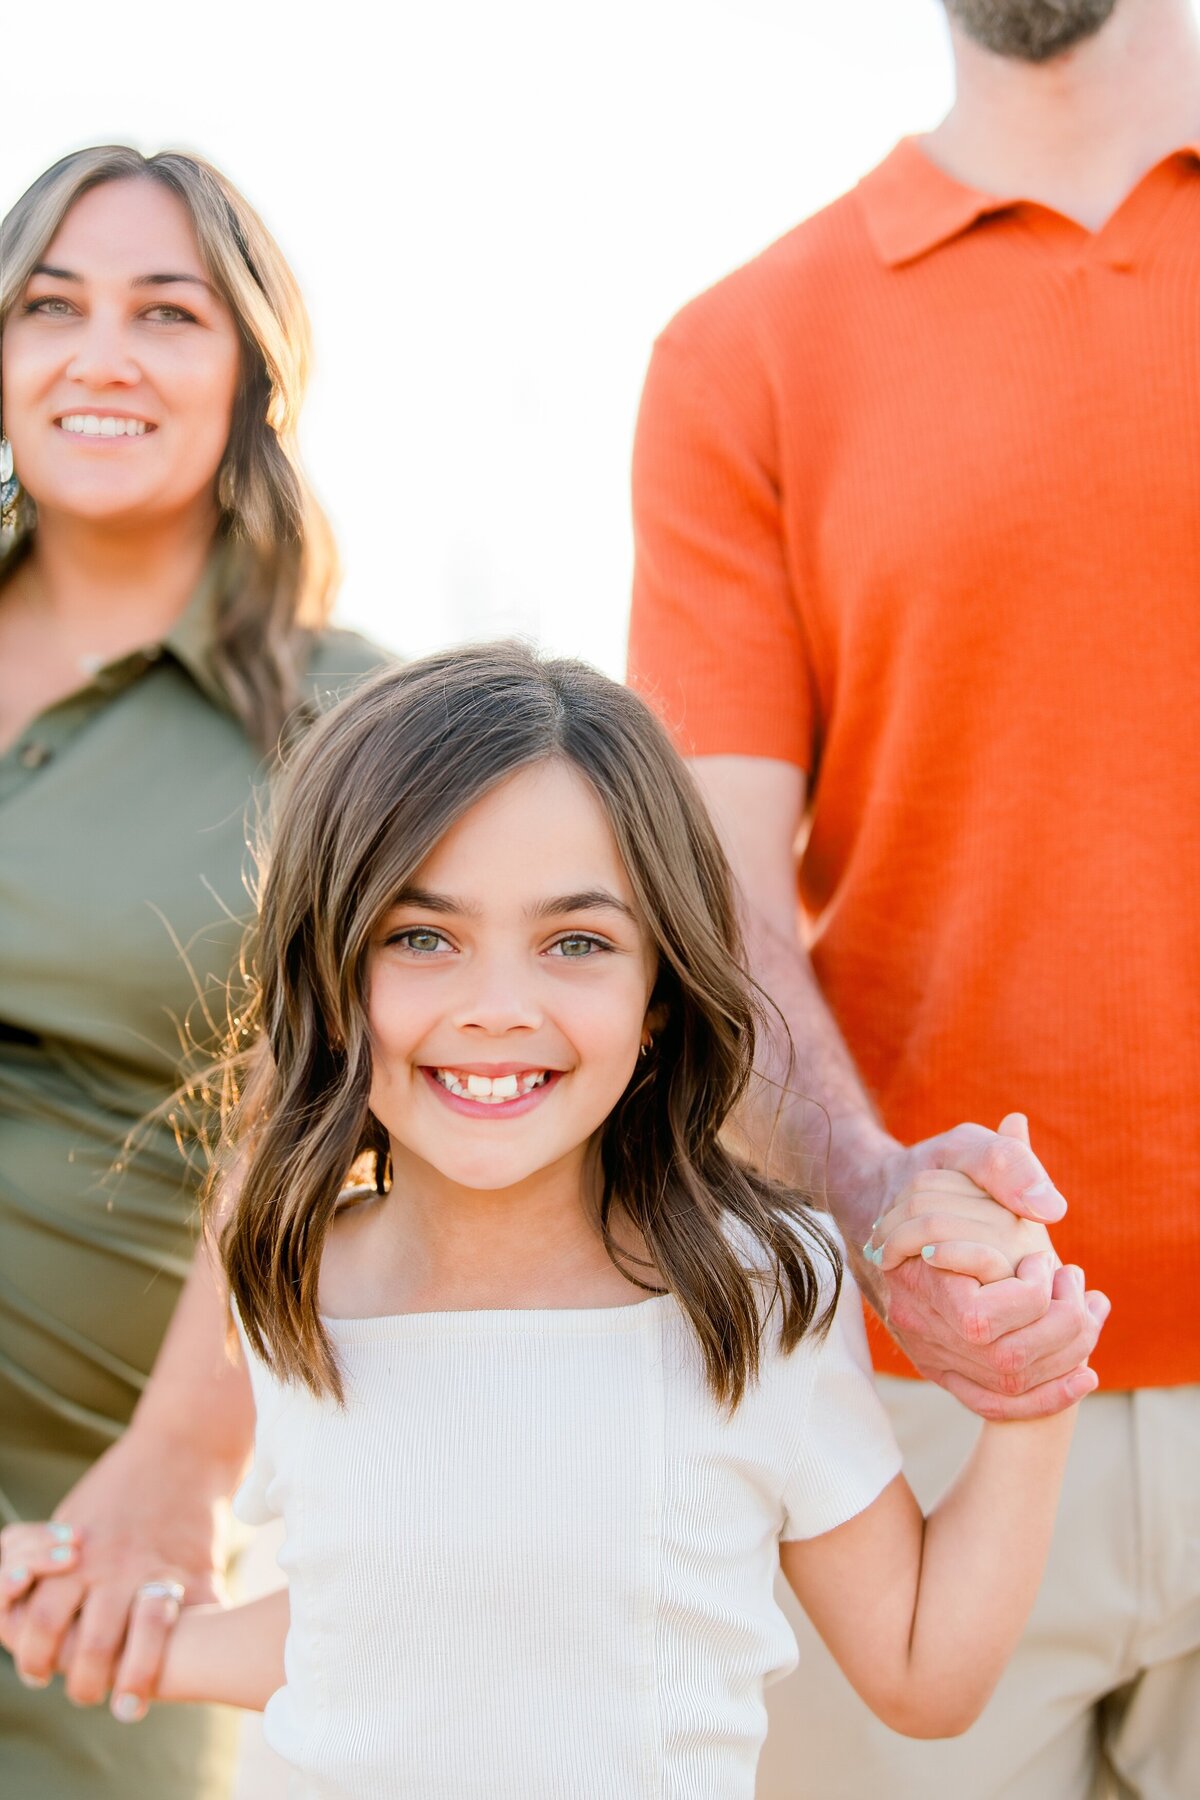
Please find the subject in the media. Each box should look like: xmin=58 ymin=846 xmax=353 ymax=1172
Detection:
xmin=0 ymin=1424 xmax=233 ymax=1715
xmin=845 ymin=1115 xmax=1110 ymax=1419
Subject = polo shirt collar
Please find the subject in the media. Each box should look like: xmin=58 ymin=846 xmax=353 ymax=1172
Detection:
xmin=859 ymin=135 xmax=1200 ymax=269
xmin=858 ymin=137 xmax=1017 ymax=268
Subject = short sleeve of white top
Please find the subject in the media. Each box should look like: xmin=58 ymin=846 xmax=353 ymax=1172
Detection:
xmin=233 ymin=1257 xmax=901 ymax=1800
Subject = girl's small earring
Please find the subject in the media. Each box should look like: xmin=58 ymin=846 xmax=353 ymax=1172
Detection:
xmin=639 ymin=1037 xmax=653 ymax=1060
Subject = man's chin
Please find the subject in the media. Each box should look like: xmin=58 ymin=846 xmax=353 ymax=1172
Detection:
xmin=943 ymin=0 xmax=1120 ymax=64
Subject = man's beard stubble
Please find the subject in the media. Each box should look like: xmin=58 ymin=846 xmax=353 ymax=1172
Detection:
xmin=943 ymin=0 xmax=1121 ymax=63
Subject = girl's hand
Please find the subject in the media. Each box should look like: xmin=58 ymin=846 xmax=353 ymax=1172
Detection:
xmin=864 ymin=1116 xmax=1057 ymax=1284
xmin=866 ymin=1168 xmax=1056 ymax=1282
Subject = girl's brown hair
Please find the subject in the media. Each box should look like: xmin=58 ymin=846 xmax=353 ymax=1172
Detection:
xmin=0 ymin=145 xmax=337 ymax=753
xmin=216 ymin=643 xmax=840 ymax=1407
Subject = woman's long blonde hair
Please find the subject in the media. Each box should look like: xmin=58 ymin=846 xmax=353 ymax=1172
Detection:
xmin=0 ymin=146 xmax=337 ymax=752
xmin=215 ymin=644 xmax=840 ymax=1410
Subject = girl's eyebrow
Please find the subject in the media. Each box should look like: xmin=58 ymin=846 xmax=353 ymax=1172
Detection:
xmin=530 ymin=889 xmax=637 ymax=923
xmin=387 ymin=886 xmax=636 ymax=923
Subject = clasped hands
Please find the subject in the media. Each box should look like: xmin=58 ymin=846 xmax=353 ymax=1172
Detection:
xmin=856 ymin=1112 xmax=1110 ymax=1418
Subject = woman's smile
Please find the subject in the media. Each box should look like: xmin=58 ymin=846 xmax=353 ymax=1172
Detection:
xmin=55 ymin=411 xmax=155 ymax=440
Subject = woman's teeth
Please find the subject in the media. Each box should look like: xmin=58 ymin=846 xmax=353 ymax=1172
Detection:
xmin=59 ymin=415 xmax=149 ymax=437
xmin=434 ymin=1069 xmax=550 ymax=1102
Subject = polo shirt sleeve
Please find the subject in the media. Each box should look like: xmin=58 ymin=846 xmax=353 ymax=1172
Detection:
xmin=779 ymin=1269 xmax=903 ymax=1541
xmin=628 ymin=319 xmax=820 ymax=772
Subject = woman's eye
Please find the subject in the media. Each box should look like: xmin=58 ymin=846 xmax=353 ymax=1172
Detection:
xmin=550 ymin=934 xmax=606 ymax=959
xmin=26 ymin=297 xmax=75 ymax=318
xmin=143 ymin=304 xmax=196 ymax=324
xmin=392 ymin=927 xmax=449 ymax=955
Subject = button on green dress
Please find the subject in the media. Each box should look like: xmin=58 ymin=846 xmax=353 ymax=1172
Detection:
xmin=0 ymin=558 xmax=387 ymax=1798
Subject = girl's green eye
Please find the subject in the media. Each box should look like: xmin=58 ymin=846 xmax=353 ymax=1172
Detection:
xmin=554 ymin=935 xmax=601 ymax=958
xmin=397 ymin=928 xmax=446 ymax=954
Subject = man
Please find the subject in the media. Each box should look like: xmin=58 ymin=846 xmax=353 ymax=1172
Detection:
xmin=629 ymin=1 xmax=1200 ymax=1793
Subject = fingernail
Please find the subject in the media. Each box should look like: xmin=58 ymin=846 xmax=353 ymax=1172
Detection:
xmin=1019 ymin=1177 xmax=1067 ymax=1221
xmin=862 ymin=1240 xmax=875 ymax=1258
xmin=48 ymin=1523 xmax=75 ymax=1543
xmin=871 ymin=1218 xmax=884 ymax=1232
xmin=1068 ymin=1369 xmax=1098 ymax=1402
xmin=113 ymin=1692 xmax=146 ymax=1724
xmin=921 ymin=1245 xmax=937 ymax=1261
xmin=18 ymin=1670 xmax=50 ymax=1689
xmin=49 ymin=1546 xmax=73 ymax=1564
xmin=4 ymin=1565 xmax=28 ymax=1585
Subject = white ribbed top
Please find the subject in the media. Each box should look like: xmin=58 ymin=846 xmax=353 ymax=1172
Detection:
xmin=235 ymin=1267 xmax=900 ymax=1799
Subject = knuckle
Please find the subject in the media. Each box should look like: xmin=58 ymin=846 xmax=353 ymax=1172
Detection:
xmin=959 ymin=1306 xmax=995 ymax=1348
xmin=77 ymin=1622 xmax=121 ymax=1660
xmin=25 ymin=1594 xmax=65 ymax=1635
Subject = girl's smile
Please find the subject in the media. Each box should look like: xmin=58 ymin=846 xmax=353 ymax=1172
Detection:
xmin=422 ymin=1064 xmax=560 ymax=1117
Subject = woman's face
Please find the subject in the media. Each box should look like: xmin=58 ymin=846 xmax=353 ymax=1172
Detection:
xmin=2 ymin=177 xmax=242 ymax=530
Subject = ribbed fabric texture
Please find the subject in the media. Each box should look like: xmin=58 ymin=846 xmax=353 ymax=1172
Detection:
xmin=234 ymin=1272 xmax=899 ymax=1798
xmin=628 ymin=138 xmax=1200 ymax=1390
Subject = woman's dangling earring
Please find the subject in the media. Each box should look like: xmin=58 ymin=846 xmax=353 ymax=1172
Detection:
xmin=0 ymin=438 xmax=21 ymax=544
xmin=216 ymin=458 xmax=237 ymax=516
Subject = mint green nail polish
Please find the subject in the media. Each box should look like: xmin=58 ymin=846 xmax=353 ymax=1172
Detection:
xmin=5 ymin=1565 xmax=28 ymax=1585
xmin=862 ymin=1240 xmax=874 ymax=1257
xmin=921 ymin=1244 xmax=937 ymax=1260
xmin=113 ymin=1692 xmax=145 ymax=1724
xmin=49 ymin=1545 xmax=72 ymax=1564
xmin=49 ymin=1523 xmax=74 ymax=1543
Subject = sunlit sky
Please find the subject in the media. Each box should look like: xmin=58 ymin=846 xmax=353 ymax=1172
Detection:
xmin=5 ymin=0 xmax=963 ymax=673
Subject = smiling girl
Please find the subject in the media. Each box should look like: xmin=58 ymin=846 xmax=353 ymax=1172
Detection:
xmin=10 ymin=645 xmax=1090 ymax=1798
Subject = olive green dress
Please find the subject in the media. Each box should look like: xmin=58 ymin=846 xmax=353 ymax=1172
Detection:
xmin=0 ymin=558 xmax=385 ymax=1798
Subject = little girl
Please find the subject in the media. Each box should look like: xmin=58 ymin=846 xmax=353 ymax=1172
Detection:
xmin=4 ymin=646 xmax=1090 ymax=1797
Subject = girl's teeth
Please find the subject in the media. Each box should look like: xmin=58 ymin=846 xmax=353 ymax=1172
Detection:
xmin=435 ymin=1069 xmax=548 ymax=1102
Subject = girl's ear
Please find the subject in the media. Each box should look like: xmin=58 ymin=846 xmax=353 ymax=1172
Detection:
xmin=641 ymin=1000 xmax=669 ymax=1048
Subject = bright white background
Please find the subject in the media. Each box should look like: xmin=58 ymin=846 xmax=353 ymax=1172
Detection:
xmin=4 ymin=0 xmax=957 ymax=676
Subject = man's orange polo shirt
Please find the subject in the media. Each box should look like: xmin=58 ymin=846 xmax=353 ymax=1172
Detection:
xmin=628 ymin=137 xmax=1200 ymax=1390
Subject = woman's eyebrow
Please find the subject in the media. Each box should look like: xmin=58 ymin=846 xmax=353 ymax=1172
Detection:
xmin=132 ymin=272 xmax=218 ymax=295
xmin=28 ymin=263 xmax=216 ymax=296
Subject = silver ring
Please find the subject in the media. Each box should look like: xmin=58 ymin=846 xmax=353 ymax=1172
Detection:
xmin=135 ymin=1579 xmax=185 ymax=1607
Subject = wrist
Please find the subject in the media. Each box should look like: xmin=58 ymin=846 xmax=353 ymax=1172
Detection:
xmin=824 ymin=1115 xmax=903 ymax=1243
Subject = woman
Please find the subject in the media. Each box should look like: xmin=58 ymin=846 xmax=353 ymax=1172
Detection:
xmin=0 ymin=146 xmax=384 ymax=1799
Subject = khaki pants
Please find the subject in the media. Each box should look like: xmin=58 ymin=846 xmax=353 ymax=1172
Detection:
xmin=758 ymin=1379 xmax=1200 ymax=1800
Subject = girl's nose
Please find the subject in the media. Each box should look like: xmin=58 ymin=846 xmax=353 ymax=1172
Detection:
xmin=450 ymin=962 xmax=544 ymax=1036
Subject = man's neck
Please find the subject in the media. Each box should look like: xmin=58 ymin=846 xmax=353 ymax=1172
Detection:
xmin=926 ymin=0 xmax=1200 ymax=230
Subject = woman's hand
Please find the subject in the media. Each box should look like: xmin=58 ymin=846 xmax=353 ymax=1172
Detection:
xmin=0 ymin=1423 xmax=232 ymax=1716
